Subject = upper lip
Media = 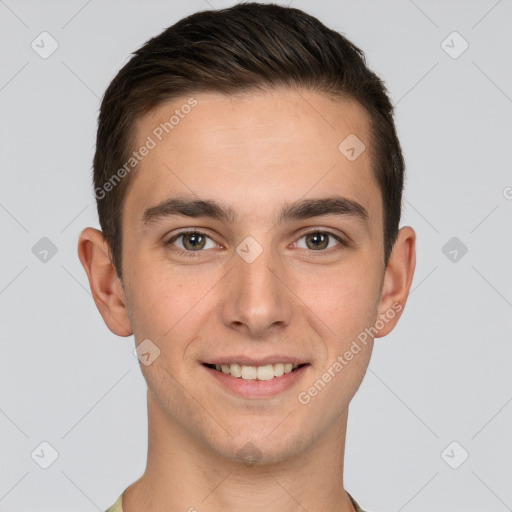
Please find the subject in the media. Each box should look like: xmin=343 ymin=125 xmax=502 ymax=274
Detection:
xmin=203 ymin=355 xmax=309 ymax=366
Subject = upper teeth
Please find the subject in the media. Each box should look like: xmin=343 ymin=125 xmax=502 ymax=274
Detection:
xmin=215 ymin=363 xmax=299 ymax=380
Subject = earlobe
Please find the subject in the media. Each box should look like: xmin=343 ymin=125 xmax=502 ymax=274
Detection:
xmin=77 ymin=227 xmax=133 ymax=337
xmin=374 ymin=226 xmax=416 ymax=338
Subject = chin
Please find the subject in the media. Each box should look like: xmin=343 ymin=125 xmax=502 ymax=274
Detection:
xmin=212 ymin=429 xmax=306 ymax=467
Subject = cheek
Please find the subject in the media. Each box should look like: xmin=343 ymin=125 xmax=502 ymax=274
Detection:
xmin=125 ymin=265 xmax=215 ymax=388
xmin=127 ymin=260 xmax=209 ymax=337
xmin=297 ymin=261 xmax=382 ymax=332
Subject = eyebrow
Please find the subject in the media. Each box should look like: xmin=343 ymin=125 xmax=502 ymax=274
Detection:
xmin=141 ymin=195 xmax=369 ymax=227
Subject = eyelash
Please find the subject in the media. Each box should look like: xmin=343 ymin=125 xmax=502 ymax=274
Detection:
xmin=165 ymin=229 xmax=349 ymax=258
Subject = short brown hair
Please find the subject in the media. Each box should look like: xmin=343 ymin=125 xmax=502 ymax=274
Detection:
xmin=93 ymin=2 xmax=405 ymax=280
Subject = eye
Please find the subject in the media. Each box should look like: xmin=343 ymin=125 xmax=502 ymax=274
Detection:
xmin=166 ymin=231 xmax=217 ymax=253
xmin=165 ymin=229 xmax=348 ymax=258
xmin=294 ymin=230 xmax=346 ymax=252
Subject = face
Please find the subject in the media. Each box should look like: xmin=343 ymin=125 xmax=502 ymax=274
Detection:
xmin=105 ymin=88 xmax=408 ymax=463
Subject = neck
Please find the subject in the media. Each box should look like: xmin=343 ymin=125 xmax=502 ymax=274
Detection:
xmin=123 ymin=391 xmax=356 ymax=512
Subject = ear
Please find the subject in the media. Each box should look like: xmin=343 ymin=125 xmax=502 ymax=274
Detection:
xmin=374 ymin=226 xmax=416 ymax=338
xmin=77 ymin=227 xmax=133 ymax=337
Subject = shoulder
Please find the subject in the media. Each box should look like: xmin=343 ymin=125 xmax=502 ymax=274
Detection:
xmin=104 ymin=493 xmax=124 ymax=512
xmin=347 ymin=491 xmax=370 ymax=512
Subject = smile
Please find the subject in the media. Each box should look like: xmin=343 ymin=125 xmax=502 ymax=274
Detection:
xmin=203 ymin=362 xmax=307 ymax=380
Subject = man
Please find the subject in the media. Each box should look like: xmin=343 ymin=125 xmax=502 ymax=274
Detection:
xmin=78 ymin=3 xmax=416 ymax=511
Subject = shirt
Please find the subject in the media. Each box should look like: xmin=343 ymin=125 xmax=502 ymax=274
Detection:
xmin=105 ymin=490 xmax=368 ymax=511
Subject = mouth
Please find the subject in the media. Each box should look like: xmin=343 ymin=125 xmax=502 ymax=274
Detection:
xmin=202 ymin=362 xmax=309 ymax=381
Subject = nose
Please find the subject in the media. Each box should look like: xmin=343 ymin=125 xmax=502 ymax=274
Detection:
xmin=219 ymin=242 xmax=293 ymax=338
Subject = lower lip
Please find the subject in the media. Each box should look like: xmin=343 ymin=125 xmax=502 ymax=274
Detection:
xmin=203 ymin=364 xmax=309 ymax=398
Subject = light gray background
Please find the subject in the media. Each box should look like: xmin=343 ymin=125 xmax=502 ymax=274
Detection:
xmin=1 ymin=1 xmax=511 ymax=511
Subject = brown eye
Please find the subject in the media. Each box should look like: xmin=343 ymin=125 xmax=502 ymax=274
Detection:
xmin=167 ymin=231 xmax=216 ymax=253
xmin=181 ymin=232 xmax=206 ymax=250
xmin=295 ymin=231 xmax=345 ymax=252
xmin=305 ymin=232 xmax=329 ymax=250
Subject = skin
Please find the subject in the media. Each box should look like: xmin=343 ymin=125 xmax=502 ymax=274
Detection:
xmin=78 ymin=87 xmax=416 ymax=512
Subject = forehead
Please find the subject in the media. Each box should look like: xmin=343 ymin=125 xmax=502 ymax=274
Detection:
xmin=123 ymin=87 xmax=380 ymax=227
